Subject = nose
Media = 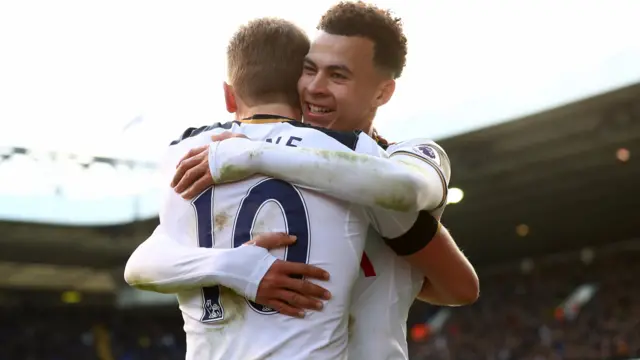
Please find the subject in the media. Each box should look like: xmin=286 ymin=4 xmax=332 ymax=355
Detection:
xmin=306 ymin=73 xmax=329 ymax=97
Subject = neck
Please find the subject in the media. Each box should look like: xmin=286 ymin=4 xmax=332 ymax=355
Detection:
xmin=361 ymin=109 xmax=376 ymax=136
xmin=363 ymin=120 xmax=375 ymax=136
xmin=235 ymin=104 xmax=301 ymax=121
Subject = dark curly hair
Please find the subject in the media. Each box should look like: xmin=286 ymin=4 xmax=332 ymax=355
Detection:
xmin=317 ymin=1 xmax=407 ymax=79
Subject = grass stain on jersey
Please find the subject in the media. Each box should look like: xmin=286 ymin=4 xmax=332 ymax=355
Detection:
xmin=130 ymin=280 xmax=182 ymax=294
xmin=347 ymin=315 xmax=356 ymax=338
xmin=374 ymin=194 xmax=412 ymax=212
xmin=397 ymin=159 xmax=432 ymax=178
xmin=217 ymin=164 xmax=253 ymax=183
xmin=218 ymin=287 xmax=247 ymax=324
xmin=310 ymin=149 xmax=371 ymax=163
xmin=214 ymin=211 xmax=231 ymax=232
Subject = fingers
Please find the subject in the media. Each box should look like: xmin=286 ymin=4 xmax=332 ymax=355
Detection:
xmin=210 ymin=132 xmax=249 ymax=141
xmin=251 ymin=233 xmax=297 ymax=250
xmin=261 ymin=299 xmax=304 ymax=318
xmin=275 ymin=261 xmax=330 ymax=281
xmin=255 ymin=259 xmax=332 ymax=319
xmin=172 ymin=149 xmax=206 ymax=187
xmin=210 ymin=132 xmax=233 ymax=142
xmin=271 ymin=289 xmax=323 ymax=311
xmin=180 ymin=175 xmax=213 ymax=200
xmin=211 ymin=132 xmax=247 ymax=142
xmin=278 ymin=277 xmax=331 ymax=301
xmin=176 ymin=145 xmax=207 ymax=170
xmin=173 ymin=164 xmax=207 ymax=194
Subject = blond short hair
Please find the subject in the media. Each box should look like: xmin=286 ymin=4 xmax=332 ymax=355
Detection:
xmin=227 ymin=18 xmax=310 ymax=108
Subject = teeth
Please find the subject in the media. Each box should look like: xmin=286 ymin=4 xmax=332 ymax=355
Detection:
xmin=309 ymin=104 xmax=331 ymax=113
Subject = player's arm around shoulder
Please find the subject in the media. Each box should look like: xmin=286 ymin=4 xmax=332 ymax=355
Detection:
xmin=354 ymin=133 xmax=446 ymax=212
xmin=384 ymin=139 xmax=479 ymax=305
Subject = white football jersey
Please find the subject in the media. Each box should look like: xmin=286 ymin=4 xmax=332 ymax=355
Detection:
xmin=348 ymin=139 xmax=451 ymax=360
xmin=159 ymin=117 xmax=390 ymax=360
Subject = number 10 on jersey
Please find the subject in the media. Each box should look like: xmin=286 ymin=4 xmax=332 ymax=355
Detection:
xmin=191 ymin=178 xmax=311 ymax=323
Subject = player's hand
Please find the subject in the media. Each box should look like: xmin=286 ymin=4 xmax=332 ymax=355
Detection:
xmin=171 ymin=132 xmax=248 ymax=199
xmin=249 ymin=233 xmax=332 ymax=318
xmin=210 ymin=132 xmax=248 ymax=143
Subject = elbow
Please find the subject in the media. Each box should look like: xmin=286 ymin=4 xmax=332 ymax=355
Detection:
xmin=385 ymin=172 xmax=429 ymax=213
xmin=123 ymin=256 xmax=141 ymax=287
xmin=402 ymin=172 xmax=437 ymax=213
xmin=441 ymin=265 xmax=480 ymax=306
xmin=123 ymin=248 xmax=154 ymax=289
xmin=418 ymin=273 xmax=479 ymax=306
xmin=453 ymin=274 xmax=480 ymax=305
xmin=445 ymin=269 xmax=480 ymax=306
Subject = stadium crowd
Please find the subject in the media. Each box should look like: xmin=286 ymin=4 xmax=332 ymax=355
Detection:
xmin=410 ymin=249 xmax=640 ymax=360
xmin=1 ymin=248 xmax=638 ymax=360
xmin=0 ymin=306 xmax=185 ymax=360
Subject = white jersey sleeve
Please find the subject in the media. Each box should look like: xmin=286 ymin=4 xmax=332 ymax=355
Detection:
xmin=208 ymin=132 xmax=442 ymax=238
xmin=123 ymin=225 xmax=277 ymax=300
xmin=386 ymin=138 xmax=451 ymax=211
xmin=124 ymin=122 xmax=278 ymax=301
xmin=366 ymin=139 xmax=452 ymax=239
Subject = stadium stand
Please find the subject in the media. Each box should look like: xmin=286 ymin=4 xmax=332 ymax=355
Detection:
xmin=0 ymin=83 xmax=639 ymax=359
xmin=409 ymin=245 xmax=640 ymax=360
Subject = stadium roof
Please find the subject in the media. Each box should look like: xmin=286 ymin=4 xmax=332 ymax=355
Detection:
xmin=1 ymin=82 xmax=638 ymax=270
xmin=439 ymin=82 xmax=640 ymax=264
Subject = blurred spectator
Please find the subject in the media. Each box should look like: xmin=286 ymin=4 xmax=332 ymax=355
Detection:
xmin=410 ymin=250 xmax=640 ymax=360
xmin=1 ymin=249 xmax=638 ymax=359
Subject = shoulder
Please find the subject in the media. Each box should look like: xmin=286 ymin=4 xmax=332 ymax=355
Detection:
xmin=285 ymin=121 xmax=364 ymax=150
xmin=169 ymin=121 xmax=241 ymax=146
xmin=387 ymin=138 xmax=449 ymax=169
xmin=162 ymin=121 xmax=241 ymax=175
xmin=352 ymin=132 xmax=390 ymax=157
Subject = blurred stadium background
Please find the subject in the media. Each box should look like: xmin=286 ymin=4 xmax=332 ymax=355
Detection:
xmin=0 ymin=82 xmax=638 ymax=360
xmin=2 ymin=1 xmax=640 ymax=359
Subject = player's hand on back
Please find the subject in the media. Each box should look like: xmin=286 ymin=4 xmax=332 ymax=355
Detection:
xmin=172 ymin=132 xmax=248 ymax=199
xmin=248 ymin=232 xmax=332 ymax=318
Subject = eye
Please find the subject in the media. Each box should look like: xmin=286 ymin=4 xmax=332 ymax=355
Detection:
xmin=331 ymin=73 xmax=347 ymax=80
xmin=303 ymin=65 xmax=316 ymax=74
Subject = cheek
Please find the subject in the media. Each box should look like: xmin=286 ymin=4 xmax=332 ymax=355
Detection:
xmin=333 ymin=87 xmax=356 ymax=107
xmin=337 ymin=92 xmax=370 ymax=116
xmin=297 ymin=77 xmax=307 ymax=95
xmin=298 ymin=74 xmax=315 ymax=94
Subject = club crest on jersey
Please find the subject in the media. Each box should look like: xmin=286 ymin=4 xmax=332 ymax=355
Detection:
xmin=415 ymin=144 xmax=436 ymax=159
xmin=203 ymin=299 xmax=224 ymax=322
xmin=412 ymin=144 xmax=441 ymax=166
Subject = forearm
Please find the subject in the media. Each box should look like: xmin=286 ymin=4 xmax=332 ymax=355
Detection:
xmin=405 ymin=226 xmax=479 ymax=305
xmin=416 ymin=278 xmax=473 ymax=306
xmin=209 ymin=138 xmax=443 ymax=212
xmin=124 ymin=227 xmax=276 ymax=300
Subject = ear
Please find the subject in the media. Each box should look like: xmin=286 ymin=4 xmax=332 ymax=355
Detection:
xmin=374 ymin=79 xmax=396 ymax=108
xmin=223 ymin=82 xmax=237 ymax=113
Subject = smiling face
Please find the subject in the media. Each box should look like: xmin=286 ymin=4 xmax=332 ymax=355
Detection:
xmin=297 ymin=32 xmax=393 ymax=133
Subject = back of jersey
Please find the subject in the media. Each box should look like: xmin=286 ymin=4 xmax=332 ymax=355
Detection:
xmin=161 ymin=119 xmax=382 ymax=360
